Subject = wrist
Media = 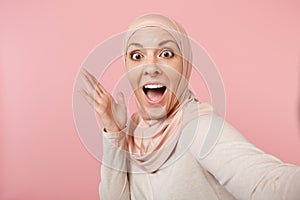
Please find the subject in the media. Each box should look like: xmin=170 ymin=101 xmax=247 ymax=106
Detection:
xmin=100 ymin=115 xmax=120 ymax=132
xmin=103 ymin=125 xmax=120 ymax=133
xmin=103 ymin=126 xmax=127 ymax=136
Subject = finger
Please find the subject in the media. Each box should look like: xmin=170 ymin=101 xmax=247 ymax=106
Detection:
xmin=79 ymin=89 xmax=102 ymax=112
xmin=80 ymin=71 xmax=95 ymax=92
xmin=81 ymin=68 xmax=101 ymax=91
xmin=80 ymin=68 xmax=107 ymax=94
xmin=80 ymin=85 xmax=102 ymax=105
xmin=80 ymin=73 xmax=107 ymax=102
xmin=81 ymin=68 xmax=97 ymax=85
xmin=80 ymin=68 xmax=101 ymax=93
xmin=79 ymin=89 xmax=93 ymax=105
xmin=116 ymin=92 xmax=125 ymax=105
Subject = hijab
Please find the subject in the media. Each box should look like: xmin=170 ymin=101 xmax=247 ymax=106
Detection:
xmin=123 ymin=14 xmax=212 ymax=172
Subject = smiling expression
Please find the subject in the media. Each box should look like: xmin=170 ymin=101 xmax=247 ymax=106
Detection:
xmin=125 ymin=27 xmax=184 ymax=120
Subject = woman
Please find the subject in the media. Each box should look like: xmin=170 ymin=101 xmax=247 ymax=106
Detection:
xmin=80 ymin=14 xmax=300 ymax=200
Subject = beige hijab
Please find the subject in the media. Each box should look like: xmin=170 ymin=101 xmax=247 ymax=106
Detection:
xmin=124 ymin=14 xmax=211 ymax=172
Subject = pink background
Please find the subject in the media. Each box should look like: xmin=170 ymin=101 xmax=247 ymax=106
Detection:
xmin=1 ymin=0 xmax=299 ymax=199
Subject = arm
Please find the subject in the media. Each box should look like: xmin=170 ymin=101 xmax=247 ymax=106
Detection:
xmin=191 ymin=113 xmax=300 ymax=200
xmin=99 ymin=130 xmax=130 ymax=200
xmin=79 ymin=68 xmax=130 ymax=199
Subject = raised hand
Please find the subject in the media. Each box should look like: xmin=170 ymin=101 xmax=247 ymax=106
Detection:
xmin=79 ymin=68 xmax=127 ymax=132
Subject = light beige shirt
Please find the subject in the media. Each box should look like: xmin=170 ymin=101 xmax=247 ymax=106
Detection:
xmin=99 ymin=113 xmax=300 ymax=200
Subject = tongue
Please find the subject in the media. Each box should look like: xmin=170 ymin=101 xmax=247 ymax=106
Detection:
xmin=147 ymin=90 xmax=163 ymax=102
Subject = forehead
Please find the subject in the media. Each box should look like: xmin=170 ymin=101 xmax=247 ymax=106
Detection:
xmin=127 ymin=27 xmax=178 ymax=49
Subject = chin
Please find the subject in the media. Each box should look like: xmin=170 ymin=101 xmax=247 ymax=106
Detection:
xmin=146 ymin=105 xmax=168 ymax=120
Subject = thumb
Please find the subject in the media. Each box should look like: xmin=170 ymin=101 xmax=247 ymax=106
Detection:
xmin=116 ymin=92 xmax=125 ymax=105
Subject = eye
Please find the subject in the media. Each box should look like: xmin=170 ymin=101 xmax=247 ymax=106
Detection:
xmin=160 ymin=49 xmax=174 ymax=58
xmin=130 ymin=52 xmax=143 ymax=61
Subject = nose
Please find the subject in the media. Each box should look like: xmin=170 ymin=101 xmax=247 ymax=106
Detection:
xmin=143 ymin=54 xmax=162 ymax=77
xmin=143 ymin=64 xmax=162 ymax=77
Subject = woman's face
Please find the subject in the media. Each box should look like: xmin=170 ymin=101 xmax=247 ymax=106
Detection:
xmin=125 ymin=27 xmax=183 ymax=120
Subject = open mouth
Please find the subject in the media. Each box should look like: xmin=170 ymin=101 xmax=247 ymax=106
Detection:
xmin=143 ymin=83 xmax=167 ymax=104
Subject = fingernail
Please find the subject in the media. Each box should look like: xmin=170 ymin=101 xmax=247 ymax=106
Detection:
xmin=79 ymin=71 xmax=85 ymax=78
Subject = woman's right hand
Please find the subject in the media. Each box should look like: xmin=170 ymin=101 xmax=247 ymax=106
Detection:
xmin=79 ymin=68 xmax=127 ymax=132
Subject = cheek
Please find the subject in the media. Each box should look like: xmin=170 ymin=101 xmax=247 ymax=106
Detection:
xmin=125 ymin=59 xmax=133 ymax=72
xmin=125 ymin=58 xmax=142 ymax=73
xmin=161 ymin=57 xmax=183 ymax=74
xmin=125 ymin=63 xmax=143 ymax=90
xmin=162 ymin=61 xmax=183 ymax=82
xmin=172 ymin=58 xmax=183 ymax=74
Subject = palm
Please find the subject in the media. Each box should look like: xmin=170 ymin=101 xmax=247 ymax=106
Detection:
xmin=79 ymin=68 xmax=128 ymax=131
xmin=111 ymin=94 xmax=127 ymax=130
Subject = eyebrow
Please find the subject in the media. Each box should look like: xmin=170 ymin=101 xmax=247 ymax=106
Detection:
xmin=158 ymin=40 xmax=177 ymax=46
xmin=127 ymin=42 xmax=143 ymax=49
xmin=127 ymin=40 xmax=178 ymax=50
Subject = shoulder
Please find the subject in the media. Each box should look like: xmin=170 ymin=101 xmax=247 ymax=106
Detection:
xmin=185 ymin=103 xmax=248 ymax=159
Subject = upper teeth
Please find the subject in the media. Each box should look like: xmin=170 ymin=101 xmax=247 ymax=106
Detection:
xmin=144 ymin=84 xmax=164 ymax=89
